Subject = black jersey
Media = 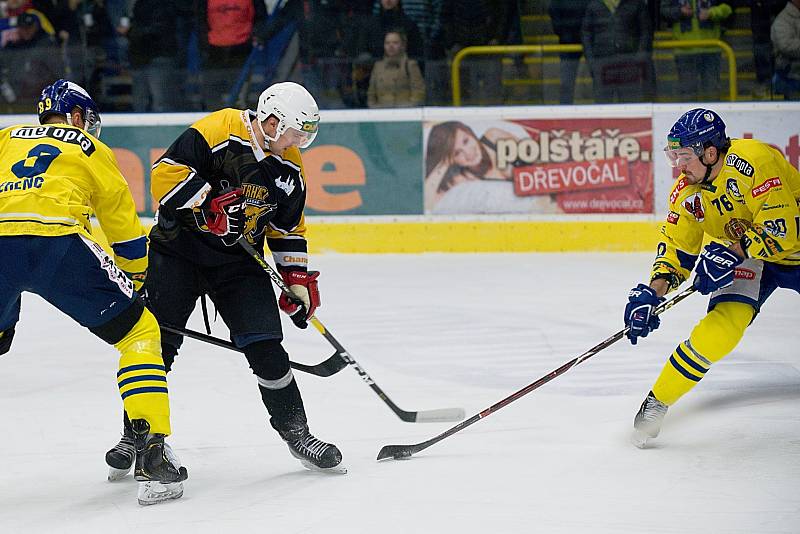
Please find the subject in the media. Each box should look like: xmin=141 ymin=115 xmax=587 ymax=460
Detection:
xmin=150 ymin=109 xmax=309 ymax=271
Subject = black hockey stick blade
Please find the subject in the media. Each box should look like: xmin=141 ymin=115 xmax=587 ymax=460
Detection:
xmin=377 ymin=443 xmax=426 ymax=461
xmin=160 ymin=323 xmax=347 ymax=377
xmin=377 ymin=285 xmax=697 ymax=461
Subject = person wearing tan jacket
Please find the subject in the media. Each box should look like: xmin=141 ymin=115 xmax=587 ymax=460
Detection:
xmin=367 ymin=29 xmax=425 ymax=108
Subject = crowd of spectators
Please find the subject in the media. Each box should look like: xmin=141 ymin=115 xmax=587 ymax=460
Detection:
xmin=0 ymin=0 xmax=798 ymax=114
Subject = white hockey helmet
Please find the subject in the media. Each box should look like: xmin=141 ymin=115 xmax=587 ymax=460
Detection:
xmin=256 ymin=82 xmax=320 ymax=149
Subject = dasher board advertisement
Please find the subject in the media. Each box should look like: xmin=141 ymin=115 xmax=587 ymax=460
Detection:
xmin=423 ymin=117 xmax=654 ymax=215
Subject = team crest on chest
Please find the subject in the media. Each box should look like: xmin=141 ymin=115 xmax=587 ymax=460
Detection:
xmin=724 ymin=218 xmax=751 ymax=240
xmin=683 ymin=192 xmax=705 ymax=222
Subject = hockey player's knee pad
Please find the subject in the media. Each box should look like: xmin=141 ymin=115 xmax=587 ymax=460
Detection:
xmin=689 ymin=301 xmax=754 ymax=363
xmin=243 ymin=339 xmax=290 ymax=381
xmin=113 ymin=306 xmax=161 ymax=357
xmin=0 ymin=326 xmax=15 ymax=356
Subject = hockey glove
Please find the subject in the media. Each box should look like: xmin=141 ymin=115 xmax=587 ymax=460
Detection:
xmin=279 ymin=270 xmax=321 ymax=329
xmin=194 ymin=188 xmax=245 ymax=245
xmin=624 ymin=284 xmax=664 ymax=345
xmin=0 ymin=326 xmax=15 ymax=356
xmin=693 ymin=242 xmax=742 ymax=295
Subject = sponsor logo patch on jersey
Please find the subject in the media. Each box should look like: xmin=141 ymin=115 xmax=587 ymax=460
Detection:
xmin=724 ymin=218 xmax=751 ymax=240
xmin=10 ymin=125 xmax=96 ymax=156
xmin=734 ymin=267 xmax=756 ymax=280
xmin=725 ymin=153 xmax=754 ymax=177
xmin=725 ymin=178 xmax=744 ymax=202
xmin=752 ymin=177 xmax=782 ymax=197
xmin=670 ymin=178 xmax=688 ymax=205
xmin=667 ymin=211 xmax=680 ymax=224
xmin=683 ymin=192 xmax=705 ymax=222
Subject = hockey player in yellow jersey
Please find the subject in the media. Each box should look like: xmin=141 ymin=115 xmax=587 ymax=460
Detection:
xmin=624 ymin=108 xmax=800 ymax=447
xmin=0 ymin=80 xmax=187 ymax=504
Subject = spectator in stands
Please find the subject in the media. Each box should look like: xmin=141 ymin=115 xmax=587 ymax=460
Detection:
xmin=771 ymin=0 xmax=800 ymax=100
xmin=3 ymin=10 xmax=63 ymax=102
xmin=660 ymin=0 xmax=732 ymax=101
xmin=197 ymin=0 xmax=267 ymax=111
xmin=104 ymin=0 xmax=131 ymax=68
xmin=297 ymin=0 xmax=349 ymax=108
xmin=549 ymin=0 xmax=590 ymax=104
xmin=367 ymin=29 xmax=425 ymax=107
xmin=371 ymin=0 xmax=443 ymax=59
xmin=359 ymin=0 xmax=423 ymax=60
xmin=582 ymin=0 xmax=653 ymax=103
xmin=128 ymin=0 xmax=183 ymax=111
xmin=751 ymin=0 xmax=785 ymax=98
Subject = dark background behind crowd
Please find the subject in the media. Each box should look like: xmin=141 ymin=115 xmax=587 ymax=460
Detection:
xmin=0 ymin=0 xmax=795 ymax=113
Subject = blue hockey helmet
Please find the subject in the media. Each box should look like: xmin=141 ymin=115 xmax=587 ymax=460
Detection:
xmin=38 ymin=79 xmax=102 ymax=138
xmin=664 ymin=108 xmax=729 ymax=168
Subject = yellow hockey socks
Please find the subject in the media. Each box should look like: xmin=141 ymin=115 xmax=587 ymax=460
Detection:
xmin=114 ymin=308 xmax=171 ymax=435
xmin=652 ymin=301 xmax=754 ymax=406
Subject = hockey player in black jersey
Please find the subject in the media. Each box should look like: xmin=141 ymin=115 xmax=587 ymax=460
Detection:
xmin=105 ymin=82 xmax=345 ymax=477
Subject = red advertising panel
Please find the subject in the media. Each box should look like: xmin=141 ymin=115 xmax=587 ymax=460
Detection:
xmin=423 ymin=117 xmax=653 ymax=214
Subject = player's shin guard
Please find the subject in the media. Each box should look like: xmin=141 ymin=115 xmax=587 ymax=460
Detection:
xmin=115 ymin=308 xmax=171 ymax=435
xmin=652 ymin=301 xmax=754 ymax=406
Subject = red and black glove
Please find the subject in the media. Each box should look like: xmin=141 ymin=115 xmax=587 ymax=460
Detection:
xmin=195 ymin=188 xmax=245 ymax=245
xmin=278 ymin=270 xmax=321 ymax=329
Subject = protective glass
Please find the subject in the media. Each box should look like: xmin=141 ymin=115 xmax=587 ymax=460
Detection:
xmin=663 ymin=145 xmax=700 ymax=168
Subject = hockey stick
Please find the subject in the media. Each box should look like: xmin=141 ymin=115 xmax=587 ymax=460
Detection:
xmin=377 ymin=285 xmax=697 ymax=460
xmin=238 ymin=238 xmax=466 ymax=423
xmin=159 ymin=322 xmax=347 ymax=377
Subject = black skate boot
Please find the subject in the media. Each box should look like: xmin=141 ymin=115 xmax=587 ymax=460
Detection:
xmin=631 ymin=391 xmax=669 ymax=449
xmin=105 ymin=414 xmax=135 ymax=481
xmin=280 ymin=425 xmax=346 ymax=474
xmin=131 ymin=419 xmax=188 ymax=505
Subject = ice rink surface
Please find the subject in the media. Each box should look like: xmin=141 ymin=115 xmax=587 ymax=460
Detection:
xmin=0 ymin=253 xmax=798 ymax=533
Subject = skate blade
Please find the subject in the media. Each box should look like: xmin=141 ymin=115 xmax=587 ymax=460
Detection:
xmin=630 ymin=429 xmax=652 ymax=449
xmin=137 ymin=481 xmax=184 ymax=506
xmin=298 ymin=459 xmax=348 ymax=475
xmin=108 ymin=466 xmax=132 ymax=482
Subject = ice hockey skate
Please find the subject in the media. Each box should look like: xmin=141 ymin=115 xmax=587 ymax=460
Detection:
xmin=280 ymin=425 xmax=346 ymax=474
xmin=131 ymin=419 xmax=188 ymax=505
xmin=631 ymin=391 xmax=668 ymax=449
xmin=105 ymin=417 xmax=135 ymax=481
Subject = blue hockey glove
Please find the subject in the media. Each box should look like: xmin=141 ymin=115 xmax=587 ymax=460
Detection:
xmin=693 ymin=242 xmax=742 ymax=295
xmin=624 ymin=284 xmax=664 ymax=345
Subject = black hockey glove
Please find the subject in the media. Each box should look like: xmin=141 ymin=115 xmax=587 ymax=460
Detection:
xmin=194 ymin=188 xmax=245 ymax=246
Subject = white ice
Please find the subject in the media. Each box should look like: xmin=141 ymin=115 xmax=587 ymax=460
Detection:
xmin=1 ymin=253 xmax=798 ymax=533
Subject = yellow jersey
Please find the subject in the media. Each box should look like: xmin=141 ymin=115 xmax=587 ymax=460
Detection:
xmin=651 ymin=138 xmax=800 ymax=292
xmin=0 ymin=123 xmax=147 ymax=281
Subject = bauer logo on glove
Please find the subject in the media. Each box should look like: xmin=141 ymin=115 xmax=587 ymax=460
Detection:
xmin=693 ymin=242 xmax=743 ymax=295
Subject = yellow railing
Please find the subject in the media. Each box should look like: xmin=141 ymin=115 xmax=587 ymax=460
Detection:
xmin=451 ymin=39 xmax=737 ymax=105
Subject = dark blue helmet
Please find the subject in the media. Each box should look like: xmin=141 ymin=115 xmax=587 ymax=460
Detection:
xmin=38 ymin=79 xmax=102 ymax=138
xmin=666 ymin=108 xmax=728 ymax=156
